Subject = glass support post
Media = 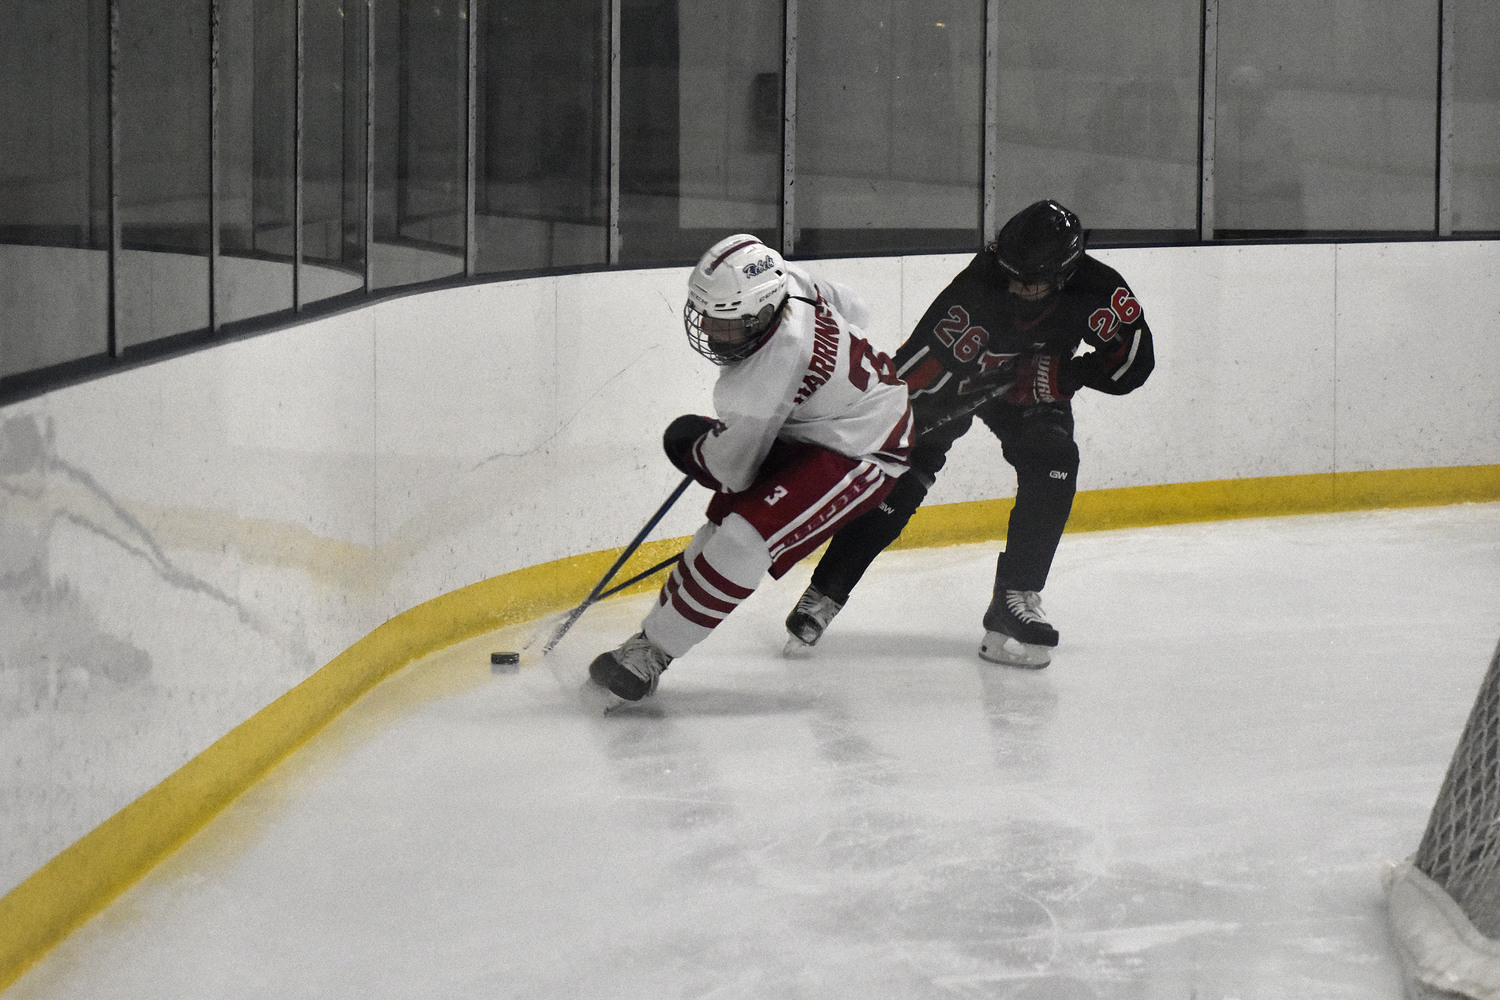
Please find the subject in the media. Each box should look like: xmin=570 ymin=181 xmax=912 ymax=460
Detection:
xmin=1199 ymin=0 xmax=1217 ymax=241
xmin=781 ymin=0 xmax=797 ymax=257
xmin=1436 ymin=0 xmax=1454 ymax=236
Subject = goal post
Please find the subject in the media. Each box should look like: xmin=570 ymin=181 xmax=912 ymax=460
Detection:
xmin=1386 ymin=638 xmax=1500 ymax=1000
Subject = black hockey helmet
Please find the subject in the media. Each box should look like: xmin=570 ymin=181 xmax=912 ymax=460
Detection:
xmin=990 ymin=199 xmax=1087 ymax=292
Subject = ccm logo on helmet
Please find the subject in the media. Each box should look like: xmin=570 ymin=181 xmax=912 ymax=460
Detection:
xmin=742 ymin=255 xmax=777 ymax=278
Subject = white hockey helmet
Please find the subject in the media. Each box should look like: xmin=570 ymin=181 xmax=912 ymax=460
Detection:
xmin=683 ymin=234 xmax=789 ymax=364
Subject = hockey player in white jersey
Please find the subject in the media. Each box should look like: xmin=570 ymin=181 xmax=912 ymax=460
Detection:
xmin=588 ymin=234 xmax=914 ymax=705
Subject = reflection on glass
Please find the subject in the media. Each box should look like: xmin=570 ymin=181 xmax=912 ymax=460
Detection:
xmin=0 ymin=0 xmax=110 ymax=376
xmin=475 ymin=0 xmax=609 ymax=273
xmin=115 ymin=0 xmax=213 ymax=350
xmin=371 ymin=0 xmax=466 ymax=289
xmin=619 ymin=0 xmax=783 ymax=265
xmin=1214 ymin=64 xmax=1305 ymax=233
xmin=994 ymin=0 xmax=1199 ymax=243
xmin=303 ymin=0 xmax=369 ymax=304
xmin=1215 ymin=2 xmax=1437 ymax=235
xmin=795 ymin=0 xmax=983 ymax=255
xmin=217 ymin=0 xmax=296 ymax=326
xmin=1450 ymin=2 xmax=1500 ymax=233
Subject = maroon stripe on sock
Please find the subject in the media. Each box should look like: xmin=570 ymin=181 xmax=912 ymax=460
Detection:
xmin=692 ymin=552 xmax=755 ymax=600
xmin=666 ymin=575 xmax=724 ymax=629
xmin=680 ymin=562 xmax=739 ymax=614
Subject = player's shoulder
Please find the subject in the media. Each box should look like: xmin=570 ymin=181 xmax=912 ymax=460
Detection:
xmin=720 ymin=319 xmax=809 ymax=403
xmin=920 ymin=252 xmax=998 ymax=308
xmin=1063 ymin=254 xmax=1136 ymax=304
xmin=784 ymin=261 xmax=817 ymax=296
xmin=953 ymin=251 xmax=997 ymax=286
xmin=1073 ymin=253 xmax=1130 ymax=290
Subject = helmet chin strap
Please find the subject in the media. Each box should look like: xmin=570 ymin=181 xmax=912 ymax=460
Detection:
xmin=744 ymin=302 xmax=786 ymax=349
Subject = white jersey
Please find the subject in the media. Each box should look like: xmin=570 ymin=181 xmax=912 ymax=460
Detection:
xmin=691 ymin=264 xmax=913 ymax=493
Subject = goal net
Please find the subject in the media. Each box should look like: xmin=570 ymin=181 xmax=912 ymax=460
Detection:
xmin=1386 ymin=638 xmax=1500 ymax=1000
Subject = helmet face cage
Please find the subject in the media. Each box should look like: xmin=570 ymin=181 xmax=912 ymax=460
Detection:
xmin=683 ymin=303 xmax=775 ymax=365
xmin=991 ymin=199 xmax=1087 ymax=293
xmin=683 ymin=235 xmax=789 ymax=365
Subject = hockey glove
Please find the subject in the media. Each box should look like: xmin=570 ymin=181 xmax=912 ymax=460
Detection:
xmin=1005 ymin=352 xmax=1073 ymax=406
xmin=662 ymin=413 xmax=724 ymax=490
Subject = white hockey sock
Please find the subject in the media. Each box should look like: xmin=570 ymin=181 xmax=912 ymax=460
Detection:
xmin=643 ymin=514 xmax=770 ymax=658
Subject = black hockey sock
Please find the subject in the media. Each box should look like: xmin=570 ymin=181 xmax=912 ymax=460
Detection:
xmin=809 ymin=472 xmax=927 ymax=602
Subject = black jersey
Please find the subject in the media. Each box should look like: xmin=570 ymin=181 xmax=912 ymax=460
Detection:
xmin=894 ymin=251 xmax=1154 ymax=425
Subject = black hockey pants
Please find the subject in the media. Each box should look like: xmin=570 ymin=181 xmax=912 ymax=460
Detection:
xmin=809 ymin=399 xmax=1080 ymax=603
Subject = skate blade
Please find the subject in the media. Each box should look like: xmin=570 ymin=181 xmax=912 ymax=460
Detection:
xmin=978 ymin=632 xmax=1051 ymax=669
xmin=782 ymin=634 xmax=816 ymax=658
xmin=578 ymin=678 xmax=661 ymax=714
xmin=578 ymin=679 xmax=629 ymax=714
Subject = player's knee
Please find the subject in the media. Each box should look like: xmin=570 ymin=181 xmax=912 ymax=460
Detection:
xmin=1010 ymin=436 xmax=1078 ymax=497
xmin=1012 ymin=432 xmax=1077 ymax=470
xmin=824 ymin=472 xmax=925 ymax=559
xmin=1007 ymin=407 xmax=1077 ymax=475
xmin=885 ymin=472 xmax=929 ymax=516
xmin=706 ymin=513 xmax=774 ymax=583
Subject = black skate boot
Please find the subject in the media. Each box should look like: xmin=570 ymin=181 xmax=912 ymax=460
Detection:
xmin=589 ymin=631 xmax=672 ymax=701
xmin=784 ymin=584 xmax=844 ymax=653
xmin=979 ymin=589 xmax=1057 ymax=669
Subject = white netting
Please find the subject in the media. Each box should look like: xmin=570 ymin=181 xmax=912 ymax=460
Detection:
xmin=1388 ymin=639 xmax=1500 ymax=1000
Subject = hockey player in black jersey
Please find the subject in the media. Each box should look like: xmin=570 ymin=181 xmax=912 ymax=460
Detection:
xmin=784 ymin=199 xmax=1155 ymax=667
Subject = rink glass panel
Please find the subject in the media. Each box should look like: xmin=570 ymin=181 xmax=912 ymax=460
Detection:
xmin=617 ymin=0 xmax=785 ymax=265
xmin=1213 ymin=1 xmax=1439 ymax=238
xmin=114 ymin=0 xmax=213 ymax=350
xmin=370 ymin=0 xmax=467 ymax=290
xmin=791 ymin=0 xmax=984 ymax=256
xmin=473 ymin=0 xmax=611 ymax=273
xmin=0 ymin=0 xmax=110 ymax=377
xmin=300 ymin=0 xmax=370 ymax=307
xmin=1451 ymin=1 xmax=1500 ymax=233
xmin=215 ymin=0 xmax=297 ymax=328
xmin=989 ymin=0 xmax=1202 ymax=245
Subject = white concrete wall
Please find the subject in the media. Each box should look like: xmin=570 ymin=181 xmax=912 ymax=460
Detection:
xmin=2 ymin=241 xmax=1498 ymax=896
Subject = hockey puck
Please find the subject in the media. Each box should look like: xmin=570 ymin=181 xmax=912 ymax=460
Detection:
xmin=490 ymin=651 xmax=520 ymax=673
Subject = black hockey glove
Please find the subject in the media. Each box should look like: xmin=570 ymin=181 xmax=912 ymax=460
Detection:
xmin=662 ymin=414 xmax=723 ymax=489
xmin=1058 ymin=353 xmax=1091 ymax=396
xmin=1058 ymin=332 xmax=1153 ymax=395
xmin=1005 ymin=352 xmax=1074 ymax=405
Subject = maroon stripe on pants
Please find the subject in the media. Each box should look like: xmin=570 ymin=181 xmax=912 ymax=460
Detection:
xmin=705 ymin=441 xmax=895 ymax=580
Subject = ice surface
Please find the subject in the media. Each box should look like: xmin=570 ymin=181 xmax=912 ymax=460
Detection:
xmin=9 ymin=503 xmax=1500 ymax=999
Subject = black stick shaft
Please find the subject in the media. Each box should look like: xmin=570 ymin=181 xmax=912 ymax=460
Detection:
xmin=917 ymin=379 xmax=1015 ymax=438
xmin=539 ymin=475 xmax=693 ymax=654
xmin=598 ymin=551 xmax=683 ymax=600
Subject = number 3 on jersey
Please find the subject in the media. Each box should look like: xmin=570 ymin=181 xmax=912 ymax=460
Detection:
xmin=847 ymin=335 xmax=901 ymax=391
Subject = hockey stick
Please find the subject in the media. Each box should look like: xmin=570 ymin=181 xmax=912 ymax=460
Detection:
xmin=596 ymin=550 xmax=683 ymax=601
xmin=535 ymin=474 xmax=694 ymax=656
xmin=915 ymin=378 xmax=1016 ymax=438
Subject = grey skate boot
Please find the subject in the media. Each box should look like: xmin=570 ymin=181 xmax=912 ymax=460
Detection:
xmin=979 ymin=589 xmax=1057 ymax=668
xmin=589 ymin=631 xmax=672 ymax=701
xmin=784 ymin=584 xmax=845 ymax=653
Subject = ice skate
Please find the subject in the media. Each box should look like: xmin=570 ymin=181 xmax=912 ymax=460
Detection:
xmin=783 ymin=584 xmax=844 ymax=654
xmin=588 ymin=631 xmax=672 ymax=702
xmin=979 ymin=589 xmax=1057 ymax=669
